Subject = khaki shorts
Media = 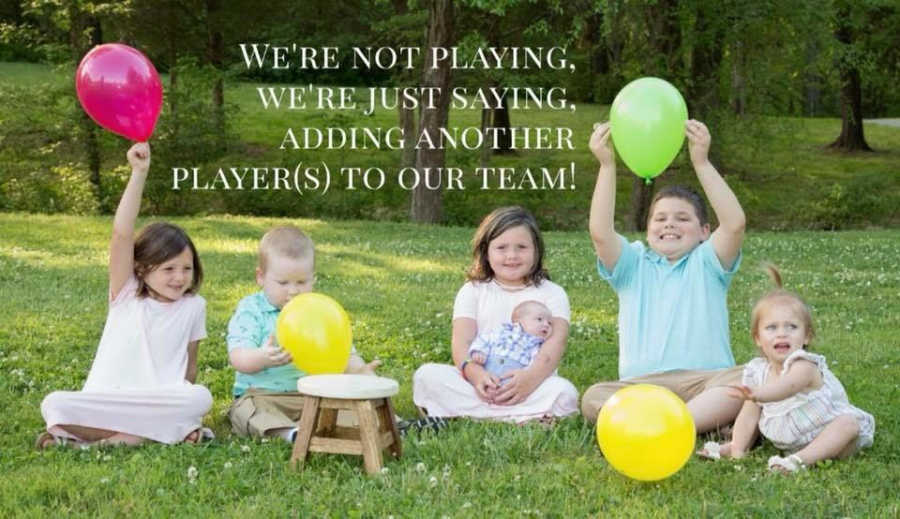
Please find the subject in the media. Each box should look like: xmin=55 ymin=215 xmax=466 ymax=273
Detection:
xmin=227 ymin=389 xmax=305 ymax=438
xmin=228 ymin=388 xmax=360 ymax=438
xmin=580 ymin=365 xmax=743 ymax=423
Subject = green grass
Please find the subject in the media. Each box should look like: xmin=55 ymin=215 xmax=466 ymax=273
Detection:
xmin=1 ymin=213 xmax=898 ymax=516
xmin=2 ymin=61 xmax=899 ymax=229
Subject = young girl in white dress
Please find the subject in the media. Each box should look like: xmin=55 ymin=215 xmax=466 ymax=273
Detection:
xmin=38 ymin=142 xmax=213 ymax=448
xmin=412 ymin=206 xmax=578 ymax=423
xmin=699 ymin=265 xmax=875 ymax=473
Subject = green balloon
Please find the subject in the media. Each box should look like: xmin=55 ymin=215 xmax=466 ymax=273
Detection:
xmin=609 ymin=77 xmax=688 ymax=180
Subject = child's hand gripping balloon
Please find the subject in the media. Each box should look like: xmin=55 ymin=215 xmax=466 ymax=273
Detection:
xmin=589 ymin=122 xmax=615 ymax=167
xmin=261 ymin=335 xmax=293 ymax=368
xmin=126 ymin=142 xmax=151 ymax=175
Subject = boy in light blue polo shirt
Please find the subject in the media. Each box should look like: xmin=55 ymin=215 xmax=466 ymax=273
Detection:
xmin=226 ymin=225 xmax=378 ymax=442
xmin=581 ymin=121 xmax=746 ymax=433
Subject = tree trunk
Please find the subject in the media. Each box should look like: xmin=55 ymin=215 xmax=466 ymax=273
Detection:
xmin=829 ymin=65 xmax=871 ymax=151
xmin=206 ymin=0 xmax=225 ymax=151
xmin=492 ymin=90 xmax=513 ymax=155
xmin=804 ymin=39 xmax=822 ymax=116
xmin=399 ymin=103 xmax=417 ymax=170
xmin=410 ymin=0 xmax=454 ymax=224
xmin=828 ymin=15 xmax=872 ymax=151
xmin=626 ymin=177 xmax=655 ymax=232
xmin=393 ymin=0 xmax=416 ymax=171
xmin=69 ymin=7 xmax=103 ymax=208
xmin=479 ymin=105 xmax=491 ymax=167
xmin=687 ymin=9 xmax=724 ymax=118
xmin=731 ymin=41 xmax=745 ymax=116
xmin=169 ymin=43 xmax=179 ymax=135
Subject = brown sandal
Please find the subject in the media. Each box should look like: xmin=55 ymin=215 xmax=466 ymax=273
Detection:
xmin=35 ymin=432 xmax=66 ymax=450
xmin=183 ymin=429 xmax=202 ymax=444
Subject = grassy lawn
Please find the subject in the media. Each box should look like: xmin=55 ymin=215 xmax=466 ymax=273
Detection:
xmin=2 ymin=61 xmax=899 ymax=230
xmin=1 ymin=213 xmax=898 ymax=516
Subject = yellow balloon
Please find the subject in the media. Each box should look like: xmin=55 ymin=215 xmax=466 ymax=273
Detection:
xmin=596 ymin=384 xmax=695 ymax=481
xmin=276 ymin=293 xmax=352 ymax=375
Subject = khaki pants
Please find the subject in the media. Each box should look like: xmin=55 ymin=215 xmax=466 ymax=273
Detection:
xmin=228 ymin=388 xmax=361 ymax=438
xmin=228 ymin=389 xmax=306 ymax=438
xmin=580 ymin=366 xmax=743 ymax=423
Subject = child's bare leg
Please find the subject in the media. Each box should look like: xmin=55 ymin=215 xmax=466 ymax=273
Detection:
xmin=55 ymin=425 xmax=145 ymax=446
xmin=55 ymin=424 xmax=116 ymax=442
xmin=687 ymin=387 xmax=742 ymax=433
xmin=792 ymin=415 xmax=860 ymax=466
xmin=102 ymin=433 xmax=146 ymax=446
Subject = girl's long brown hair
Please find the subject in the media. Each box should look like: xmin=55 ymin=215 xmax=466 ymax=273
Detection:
xmin=466 ymin=206 xmax=548 ymax=285
xmin=133 ymin=222 xmax=203 ymax=298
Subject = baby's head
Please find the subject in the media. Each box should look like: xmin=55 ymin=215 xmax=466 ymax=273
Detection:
xmin=512 ymin=300 xmax=553 ymax=340
xmin=750 ymin=264 xmax=815 ymax=363
xmin=257 ymin=225 xmax=315 ymax=309
xmin=134 ymin=222 xmax=203 ymax=301
xmin=646 ymin=185 xmax=710 ymax=262
xmin=467 ymin=206 xmax=548 ymax=286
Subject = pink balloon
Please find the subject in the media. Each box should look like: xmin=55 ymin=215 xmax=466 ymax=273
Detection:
xmin=75 ymin=43 xmax=162 ymax=141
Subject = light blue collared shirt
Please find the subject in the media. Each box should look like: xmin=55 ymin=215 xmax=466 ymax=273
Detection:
xmin=597 ymin=235 xmax=741 ymax=379
xmin=226 ymin=292 xmax=305 ymax=397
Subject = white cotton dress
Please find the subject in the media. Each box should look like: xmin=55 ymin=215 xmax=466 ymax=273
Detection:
xmin=41 ymin=276 xmax=213 ymax=444
xmin=744 ymin=349 xmax=875 ymax=452
xmin=412 ymin=280 xmax=579 ymax=423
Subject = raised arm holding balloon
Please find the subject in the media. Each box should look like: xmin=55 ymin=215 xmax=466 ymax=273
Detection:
xmin=685 ymin=119 xmax=745 ymax=271
xmin=38 ymin=142 xmax=213 ymax=449
xmin=581 ymin=79 xmax=747 ymax=435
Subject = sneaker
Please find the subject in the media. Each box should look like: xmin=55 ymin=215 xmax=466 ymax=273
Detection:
xmin=398 ymin=416 xmax=450 ymax=436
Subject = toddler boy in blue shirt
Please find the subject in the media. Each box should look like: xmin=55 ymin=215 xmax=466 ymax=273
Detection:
xmin=226 ymin=225 xmax=377 ymax=442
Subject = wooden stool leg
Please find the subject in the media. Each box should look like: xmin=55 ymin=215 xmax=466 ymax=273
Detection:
xmin=317 ymin=408 xmax=338 ymax=435
xmin=355 ymin=399 xmax=383 ymax=475
xmin=290 ymin=396 xmax=321 ymax=470
xmin=379 ymin=398 xmax=402 ymax=458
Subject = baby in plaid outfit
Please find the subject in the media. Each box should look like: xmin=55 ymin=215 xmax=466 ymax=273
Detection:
xmin=468 ymin=300 xmax=552 ymax=385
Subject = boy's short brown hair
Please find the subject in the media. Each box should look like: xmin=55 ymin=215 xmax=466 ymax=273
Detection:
xmin=258 ymin=225 xmax=314 ymax=272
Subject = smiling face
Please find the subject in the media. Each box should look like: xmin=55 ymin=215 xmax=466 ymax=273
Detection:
xmin=257 ymin=253 xmax=316 ymax=309
xmin=515 ymin=303 xmax=553 ymax=340
xmin=646 ymin=197 xmax=710 ymax=263
xmin=141 ymin=246 xmax=195 ymax=302
xmin=487 ymin=225 xmax=536 ymax=286
xmin=754 ymin=302 xmax=811 ymax=366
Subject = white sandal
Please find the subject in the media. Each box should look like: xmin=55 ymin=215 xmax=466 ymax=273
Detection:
xmin=697 ymin=441 xmax=723 ymax=460
xmin=767 ymin=454 xmax=807 ymax=474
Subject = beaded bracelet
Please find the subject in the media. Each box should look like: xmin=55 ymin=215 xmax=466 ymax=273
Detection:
xmin=459 ymin=358 xmax=472 ymax=381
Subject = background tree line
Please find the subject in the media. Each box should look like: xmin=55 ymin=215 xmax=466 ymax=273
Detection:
xmin=1 ymin=0 xmax=898 ymax=228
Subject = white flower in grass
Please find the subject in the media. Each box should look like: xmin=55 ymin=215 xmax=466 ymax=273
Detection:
xmin=429 ymin=476 xmax=438 ymax=488
xmin=241 ymin=445 xmax=251 ymax=452
xmin=380 ymin=467 xmax=390 ymax=475
xmin=462 ymin=502 xmax=472 ymax=509
xmin=100 ymin=477 xmax=110 ymax=484
xmin=223 ymin=461 xmax=233 ymax=469
xmin=187 ymin=465 xmax=199 ymax=483
xmin=415 ymin=462 xmax=427 ymax=473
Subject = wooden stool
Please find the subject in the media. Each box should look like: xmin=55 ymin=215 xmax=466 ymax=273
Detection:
xmin=290 ymin=374 xmax=402 ymax=475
